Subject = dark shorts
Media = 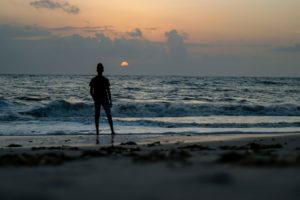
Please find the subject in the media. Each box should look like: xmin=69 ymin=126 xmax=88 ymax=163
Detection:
xmin=94 ymin=98 xmax=111 ymax=115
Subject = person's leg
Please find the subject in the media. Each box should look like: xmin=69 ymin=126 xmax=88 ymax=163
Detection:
xmin=103 ymin=104 xmax=115 ymax=135
xmin=94 ymin=103 xmax=101 ymax=135
xmin=96 ymin=134 xmax=99 ymax=145
xmin=110 ymin=134 xmax=115 ymax=146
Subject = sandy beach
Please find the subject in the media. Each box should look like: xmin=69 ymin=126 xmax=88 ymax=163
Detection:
xmin=1 ymin=133 xmax=300 ymax=200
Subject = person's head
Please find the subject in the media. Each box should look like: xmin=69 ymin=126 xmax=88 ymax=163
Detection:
xmin=97 ymin=63 xmax=104 ymax=74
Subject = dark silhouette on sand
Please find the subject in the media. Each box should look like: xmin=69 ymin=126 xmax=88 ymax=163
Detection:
xmin=90 ymin=63 xmax=115 ymax=144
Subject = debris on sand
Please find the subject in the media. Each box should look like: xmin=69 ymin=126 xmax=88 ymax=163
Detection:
xmin=81 ymin=146 xmax=141 ymax=158
xmin=7 ymin=144 xmax=22 ymax=148
xmin=147 ymin=141 xmax=161 ymax=147
xmin=120 ymin=141 xmax=137 ymax=146
xmin=31 ymin=146 xmax=79 ymax=151
xmin=179 ymin=144 xmax=214 ymax=151
xmin=219 ymin=142 xmax=282 ymax=151
xmin=133 ymin=149 xmax=191 ymax=162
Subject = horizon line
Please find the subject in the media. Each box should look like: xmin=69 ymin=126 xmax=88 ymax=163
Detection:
xmin=0 ymin=73 xmax=299 ymax=78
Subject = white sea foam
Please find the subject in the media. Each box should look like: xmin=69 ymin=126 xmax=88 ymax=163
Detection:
xmin=16 ymin=100 xmax=300 ymax=119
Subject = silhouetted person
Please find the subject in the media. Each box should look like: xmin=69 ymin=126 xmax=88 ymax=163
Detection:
xmin=90 ymin=63 xmax=115 ymax=143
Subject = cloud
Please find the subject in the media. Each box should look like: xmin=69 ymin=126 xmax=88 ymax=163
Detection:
xmin=30 ymin=0 xmax=80 ymax=15
xmin=127 ymin=28 xmax=143 ymax=38
xmin=275 ymin=43 xmax=300 ymax=52
xmin=1 ymin=25 xmax=300 ymax=76
xmin=165 ymin=29 xmax=187 ymax=60
xmin=49 ymin=26 xmax=113 ymax=32
xmin=0 ymin=25 xmax=180 ymax=75
xmin=0 ymin=24 xmax=51 ymax=39
xmin=48 ymin=26 xmax=115 ymax=36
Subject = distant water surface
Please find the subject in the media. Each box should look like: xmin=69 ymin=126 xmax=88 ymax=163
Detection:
xmin=0 ymin=75 xmax=299 ymax=136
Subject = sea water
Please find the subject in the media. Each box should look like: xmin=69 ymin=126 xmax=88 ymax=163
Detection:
xmin=0 ymin=75 xmax=299 ymax=136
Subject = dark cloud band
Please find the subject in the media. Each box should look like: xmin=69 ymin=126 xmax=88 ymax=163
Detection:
xmin=30 ymin=0 xmax=80 ymax=15
xmin=1 ymin=24 xmax=300 ymax=76
xmin=275 ymin=43 xmax=300 ymax=52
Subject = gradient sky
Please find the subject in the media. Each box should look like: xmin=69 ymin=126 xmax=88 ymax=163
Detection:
xmin=0 ymin=0 xmax=300 ymax=76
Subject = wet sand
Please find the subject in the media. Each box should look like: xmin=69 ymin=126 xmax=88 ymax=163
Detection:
xmin=0 ymin=133 xmax=300 ymax=200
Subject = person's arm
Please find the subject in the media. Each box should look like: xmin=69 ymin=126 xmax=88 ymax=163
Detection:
xmin=89 ymin=79 xmax=95 ymax=100
xmin=90 ymin=86 xmax=95 ymax=99
xmin=107 ymin=86 xmax=112 ymax=107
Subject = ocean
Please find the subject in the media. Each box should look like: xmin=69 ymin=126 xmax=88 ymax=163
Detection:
xmin=0 ymin=75 xmax=300 ymax=136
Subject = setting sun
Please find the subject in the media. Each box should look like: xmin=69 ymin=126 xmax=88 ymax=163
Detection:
xmin=121 ymin=61 xmax=129 ymax=67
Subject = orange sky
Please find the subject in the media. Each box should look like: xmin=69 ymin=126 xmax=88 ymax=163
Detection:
xmin=1 ymin=0 xmax=300 ymax=43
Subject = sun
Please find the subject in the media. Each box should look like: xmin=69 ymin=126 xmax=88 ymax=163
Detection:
xmin=121 ymin=61 xmax=129 ymax=67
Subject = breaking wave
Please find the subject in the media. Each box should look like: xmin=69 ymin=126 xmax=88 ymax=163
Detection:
xmin=16 ymin=99 xmax=300 ymax=120
xmin=21 ymin=100 xmax=93 ymax=118
xmin=16 ymin=96 xmax=50 ymax=101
